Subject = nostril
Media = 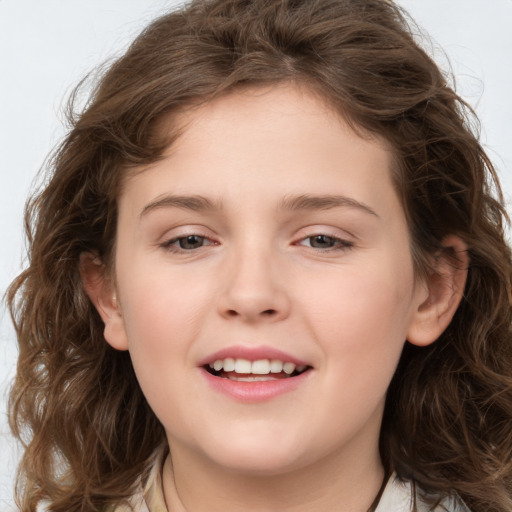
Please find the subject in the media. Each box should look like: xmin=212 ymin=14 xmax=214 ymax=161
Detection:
xmin=225 ymin=309 xmax=276 ymax=317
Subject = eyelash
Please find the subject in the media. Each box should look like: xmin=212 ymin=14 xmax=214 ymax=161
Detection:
xmin=160 ymin=233 xmax=353 ymax=253
xmin=160 ymin=234 xmax=217 ymax=253
xmin=296 ymin=234 xmax=354 ymax=252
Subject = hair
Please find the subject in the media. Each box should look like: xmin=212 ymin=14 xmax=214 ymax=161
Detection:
xmin=7 ymin=0 xmax=512 ymax=511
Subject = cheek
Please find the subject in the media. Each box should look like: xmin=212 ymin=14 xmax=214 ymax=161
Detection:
xmin=118 ymin=261 xmax=211 ymax=337
xmin=299 ymin=258 xmax=415 ymax=378
xmin=116 ymin=274 xmax=212 ymax=431
xmin=116 ymin=268 xmax=211 ymax=381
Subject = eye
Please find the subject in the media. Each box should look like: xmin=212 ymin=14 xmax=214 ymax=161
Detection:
xmin=162 ymin=234 xmax=215 ymax=251
xmin=298 ymin=234 xmax=353 ymax=251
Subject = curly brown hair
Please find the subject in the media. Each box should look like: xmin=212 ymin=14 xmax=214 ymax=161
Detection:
xmin=7 ymin=0 xmax=512 ymax=511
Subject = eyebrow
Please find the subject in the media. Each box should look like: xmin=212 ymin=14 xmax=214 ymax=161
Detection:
xmin=139 ymin=193 xmax=379 ymax=218
xmin=140 ymin=194 xmax=221 ymax=217
xmin=280 ymin=194 xmax=379 ymax=217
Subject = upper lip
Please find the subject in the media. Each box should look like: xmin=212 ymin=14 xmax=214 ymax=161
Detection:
xmin=198 ymin=345 xmax=311 ymax=367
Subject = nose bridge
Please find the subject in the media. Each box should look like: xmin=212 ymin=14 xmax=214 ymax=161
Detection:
xmin=218 ymin=237 xmax=290 ymax=322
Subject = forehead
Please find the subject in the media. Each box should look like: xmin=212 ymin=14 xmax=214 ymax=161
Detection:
xmin=171 ymin=83 xmax=387 ymax=153
xmin=120 ymin=84 xmax=398 ymax=220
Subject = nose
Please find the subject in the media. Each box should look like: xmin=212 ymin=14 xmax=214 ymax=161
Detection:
xmin=217 ymin=247 xmax=291 ymax=323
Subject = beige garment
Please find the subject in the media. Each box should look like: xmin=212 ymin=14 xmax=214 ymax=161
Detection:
xmin=111 ymin=449 xmax=167 ymax=512
xmin=132 ymin=451 xmax=168 ymax=512
xmin=122 ymin=453 xmax=471 ymax=512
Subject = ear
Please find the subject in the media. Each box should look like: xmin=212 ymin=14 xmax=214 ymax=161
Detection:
xmin=80 ymin=252 xmax=129 ymax=351
xmin=407 ymin=235 xmax=469 ymax=347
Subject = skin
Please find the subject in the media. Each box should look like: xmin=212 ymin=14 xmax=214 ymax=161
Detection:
xmin=84 ymin=84 xmax=468 ymax=511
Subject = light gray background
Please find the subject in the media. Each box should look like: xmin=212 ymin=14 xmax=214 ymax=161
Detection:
xmin=1 ymin=1 xmax=511 ymax=510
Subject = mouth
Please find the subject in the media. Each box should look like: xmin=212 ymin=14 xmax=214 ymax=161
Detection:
xmin=204 ymin=357 xmax=311 ymax=381
xmin=199 ymin=347 xmax=313 ymax=401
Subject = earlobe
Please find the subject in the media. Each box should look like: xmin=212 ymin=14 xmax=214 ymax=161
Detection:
xmin=80 ymin=252 xmax=129 ymax=351
xmin=407 ymin=235 xmax=469 ymax=347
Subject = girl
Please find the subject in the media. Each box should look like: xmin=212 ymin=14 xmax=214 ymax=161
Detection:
xmin=7 ymin=0 xmax=512 ymax=511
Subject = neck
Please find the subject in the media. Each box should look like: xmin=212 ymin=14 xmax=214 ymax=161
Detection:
xmin=162 ymin=438 xmax=385 ymax=512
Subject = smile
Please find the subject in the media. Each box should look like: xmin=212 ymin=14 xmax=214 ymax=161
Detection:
xmin=199 ymin=348 xmax=313 ymax=402
xmin=206 ymin=358 xmax=309 ymax=381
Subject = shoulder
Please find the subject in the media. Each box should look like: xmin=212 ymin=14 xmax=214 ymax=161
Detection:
xmin=376 ymin=473 xmax=471 ymax=512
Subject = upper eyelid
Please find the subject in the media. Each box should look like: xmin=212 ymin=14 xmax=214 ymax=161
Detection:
xmin=292 ymin=225 xmax=356 ymax=242
xmin=158 ymin=225 xmax=216 ymax=240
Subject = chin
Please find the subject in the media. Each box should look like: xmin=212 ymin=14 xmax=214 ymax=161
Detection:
xmin=196 ymin=430 xmax=315 ymax=476
xmin=211 ymin=450 xmax=306 ymax=476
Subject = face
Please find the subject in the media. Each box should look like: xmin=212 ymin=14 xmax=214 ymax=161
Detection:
xmin=105 ymin=85 xmax=430 ymax=476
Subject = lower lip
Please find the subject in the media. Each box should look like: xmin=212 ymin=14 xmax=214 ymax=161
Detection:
xmin=200 ymin=368 xmax=312 ymax=403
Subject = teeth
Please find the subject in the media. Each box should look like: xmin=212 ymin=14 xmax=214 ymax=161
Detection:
xmin=252 ymin=359 xmax=271 ymax=374
xmin=208 ymin=357 xmax=305 ymax=376
xmin=234 ymin=358 xmax=252 ymax=374
xmin=270 ymin=360 xmax=283 ymax=373
xmin=283 ymin=362 xmax=296 ymax=375
xmin=223 ymin=358 xmax=235 ymax=372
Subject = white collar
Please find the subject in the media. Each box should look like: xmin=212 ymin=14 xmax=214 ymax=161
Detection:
xmin=376 ymin=473 xmax=471 ymax=512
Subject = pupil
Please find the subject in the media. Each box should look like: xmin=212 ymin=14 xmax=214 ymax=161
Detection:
xmin=311 ymin=235 xmax=333 ymax=248
xmin=180 ymin=235 xmax=204 ymax=249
